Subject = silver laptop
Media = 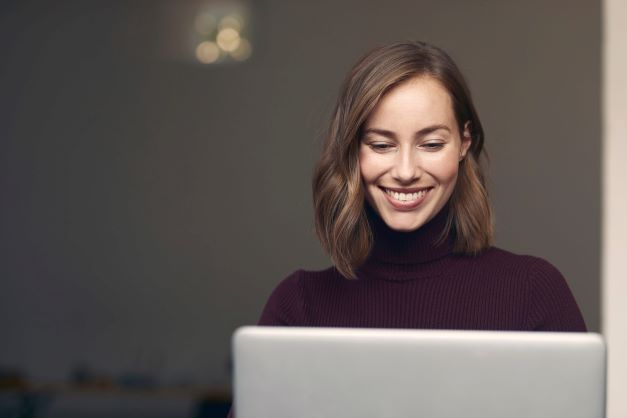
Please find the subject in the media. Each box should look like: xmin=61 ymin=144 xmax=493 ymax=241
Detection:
xmin=232 ymin=327 xmax=605 ymax=418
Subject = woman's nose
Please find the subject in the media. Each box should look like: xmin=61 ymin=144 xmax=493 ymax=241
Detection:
xmin=391 ymin=149 xmax=422 ymax=183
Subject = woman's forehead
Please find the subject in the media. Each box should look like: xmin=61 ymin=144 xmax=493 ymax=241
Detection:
xmin=365 ymin=76 xmax=456 ymax=132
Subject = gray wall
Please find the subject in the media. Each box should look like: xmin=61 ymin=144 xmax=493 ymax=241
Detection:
xmin=0 ymin=0 xmax=600 ymax=388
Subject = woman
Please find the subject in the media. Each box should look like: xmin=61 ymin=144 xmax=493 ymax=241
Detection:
xmin=258 ymin=41 xmax=586 ymax=332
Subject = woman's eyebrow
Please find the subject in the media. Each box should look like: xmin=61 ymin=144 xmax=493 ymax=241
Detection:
xmin=415 ymin=124 xmax=451 ymax=137
xmin=362 ymin=127 xmax=396 ymax=139
xmin=363 ymin=124 xmax=451 ymax=139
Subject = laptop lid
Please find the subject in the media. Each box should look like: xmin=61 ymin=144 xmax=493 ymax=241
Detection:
xmin=233 ymin=326 xmax=605 ymax=418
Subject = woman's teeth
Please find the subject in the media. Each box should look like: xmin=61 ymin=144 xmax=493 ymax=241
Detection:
xmin=385 ymin=188 xmax=428 ymax=202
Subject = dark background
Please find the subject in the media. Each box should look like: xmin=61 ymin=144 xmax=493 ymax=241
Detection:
xmin=0 ymin=0 xmax=600 ymax=416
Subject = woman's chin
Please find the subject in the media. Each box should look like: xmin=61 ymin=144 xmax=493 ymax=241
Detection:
xmin=379 ymin=214 xmax=426 ymax=232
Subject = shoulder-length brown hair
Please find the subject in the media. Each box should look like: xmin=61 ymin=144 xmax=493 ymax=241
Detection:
xmin=312 ymin=41 xmax=494 ymax=279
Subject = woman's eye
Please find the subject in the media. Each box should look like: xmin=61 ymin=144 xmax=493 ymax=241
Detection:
xmin=369 ymin=143 xmax=394 ymax=152
xmin=422 ymin=142 xmax=444 ymax=150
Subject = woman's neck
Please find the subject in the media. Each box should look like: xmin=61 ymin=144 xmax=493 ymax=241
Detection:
xmin=356 ymin=204 xmax=454 ymax=280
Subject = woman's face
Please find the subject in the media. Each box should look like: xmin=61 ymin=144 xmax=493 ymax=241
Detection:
xmin=359 ymin=76 xmax=471 ymax=232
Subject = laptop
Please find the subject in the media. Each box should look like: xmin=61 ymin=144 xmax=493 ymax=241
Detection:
xmin=232 ymin=326 xmax=605 ymax=418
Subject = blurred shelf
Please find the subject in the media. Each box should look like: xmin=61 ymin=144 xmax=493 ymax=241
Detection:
xmin=0 ymin=382 xmax=231 ymax=402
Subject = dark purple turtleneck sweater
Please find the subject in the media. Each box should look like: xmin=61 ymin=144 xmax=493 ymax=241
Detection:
xmin=229 ymin=209 xmax=586 ymax=417
xmin=257 ymin=207 xmax=587 ymax=331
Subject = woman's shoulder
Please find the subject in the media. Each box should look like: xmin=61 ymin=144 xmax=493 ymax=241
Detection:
xmin=462 ymin=246 xmax=573 ymax=296
xmin=257 ymin=266 xmax=340 ymax=326
xmin=475 ymin=247 xmax=586 ymax=331
xmin=481 ymin=247 xmax=571 ymax=294
xmin=472 ymin=246 xmax=564 ymax=274
xmin=479 ymin=245 xmax=543 ymax=262
xmin=449 ymin=246 xmax=572 ymax=296
xmin=273 ymin=266 xmax=342 ymax=288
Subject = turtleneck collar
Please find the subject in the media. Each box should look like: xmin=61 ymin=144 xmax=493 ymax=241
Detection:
xmin=356 ymin=203 xmax=454 ymax=281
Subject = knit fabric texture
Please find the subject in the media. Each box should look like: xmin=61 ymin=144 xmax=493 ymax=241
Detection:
xmin=229 ymin=208 xmax=587 ymax=417
xmin=258 ymin=207 xmax=587 ymax=332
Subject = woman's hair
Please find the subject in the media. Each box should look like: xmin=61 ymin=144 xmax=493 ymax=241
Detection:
xmin=312 ymin=41 xmax=494 ymax=279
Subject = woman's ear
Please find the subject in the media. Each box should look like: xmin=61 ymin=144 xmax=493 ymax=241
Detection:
xmin=460 ymin=121 xmax=472 ymax=161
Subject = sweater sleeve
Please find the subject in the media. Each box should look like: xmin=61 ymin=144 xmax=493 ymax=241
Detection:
xmin=258 ymin=270 xmax=307 ymax=326
xmin=524 ymin=257 xmax=587 ymax=332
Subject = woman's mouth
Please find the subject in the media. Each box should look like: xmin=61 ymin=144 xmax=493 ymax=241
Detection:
xmin=380 ymin=186 xmax=433 ymax=210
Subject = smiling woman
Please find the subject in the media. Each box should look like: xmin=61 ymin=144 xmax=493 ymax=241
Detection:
xmin=255 ymin=41 xmax=585 ymax=333
xmin=359 ymin=77 xmax=471 ymax=232
xmin=314 ymin=41 xmax=492 ymax=279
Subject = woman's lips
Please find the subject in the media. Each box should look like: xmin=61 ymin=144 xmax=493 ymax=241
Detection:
xmin=380 ymin=186 xmax=432 ymax=211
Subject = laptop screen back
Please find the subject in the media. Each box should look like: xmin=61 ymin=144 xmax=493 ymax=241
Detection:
xmin=233 ymin=327 xmax=605 ymax=418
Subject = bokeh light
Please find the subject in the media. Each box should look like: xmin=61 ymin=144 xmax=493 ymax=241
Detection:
xmin=191 ymin=7 xmax=251 ymax=64
xmin=219 ymin=15 xmax=243 ymax=32
xmin=230 ymin=38 xmax=252 ymax=61
xmin=216 ymin=28 xmax=241 ymax=52
xmin=195 ymin=41 xmax=221 ymax=64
